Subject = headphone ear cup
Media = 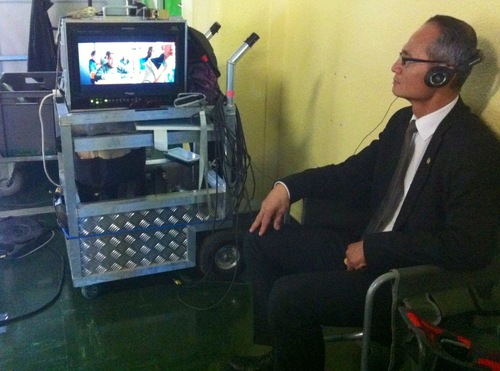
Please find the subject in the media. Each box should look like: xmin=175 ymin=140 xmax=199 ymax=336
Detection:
xmin=424 ymin=66 xmax=455 ymax=87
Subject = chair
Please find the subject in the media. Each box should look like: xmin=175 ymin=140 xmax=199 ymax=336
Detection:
xmin=298 ymin=197 xmax=500 ymax=371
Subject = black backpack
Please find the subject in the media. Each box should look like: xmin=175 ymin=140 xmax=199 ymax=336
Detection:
xmin=186 ymin=27 xmax=222 ymax=105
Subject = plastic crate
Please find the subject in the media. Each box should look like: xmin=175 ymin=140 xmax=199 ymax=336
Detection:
xmin=0 ymin=72 xmax=57 ymax=157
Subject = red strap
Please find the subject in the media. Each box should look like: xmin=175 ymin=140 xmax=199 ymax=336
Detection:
xmin=477 ymin=358 xmax=500 ymax=371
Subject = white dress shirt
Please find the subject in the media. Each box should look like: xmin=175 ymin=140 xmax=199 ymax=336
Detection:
xmin=383 ymin=96 xmax=459 ymax=231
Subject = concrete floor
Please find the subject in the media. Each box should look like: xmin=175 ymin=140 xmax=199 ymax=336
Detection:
xmin=0 ymin=162 xmax=362 ymax=370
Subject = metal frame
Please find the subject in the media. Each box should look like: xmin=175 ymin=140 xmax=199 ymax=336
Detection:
xmin=360 ymin=271 xmax=397 ymax=370
xmin=354 ymin=260 xmax=499 ymax=370
xmin=322 ymin=271 xmax=396 ymax=371
xmin=54 ymin=17 xmax=260 ymax=293
xmin=56 ymin=102 xmax=231 ymax=289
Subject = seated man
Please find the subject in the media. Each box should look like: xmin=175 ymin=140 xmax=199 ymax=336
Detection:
xmin=143 ymin=43 xmax=176 ymax=83
xmin=230 ymin=15 xmax=500 ymax=371
xmin=94 ymin=51 xmax=130 ymax=83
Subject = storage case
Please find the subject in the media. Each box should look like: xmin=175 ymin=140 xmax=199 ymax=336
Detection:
xmin=0 ymin=72 xmax=57 ymax=157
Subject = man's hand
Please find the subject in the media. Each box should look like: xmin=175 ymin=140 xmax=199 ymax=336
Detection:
xmin=345 ymin=240 xmax=367 ymax=271
xmin=249 ymin=183 xmax=290 ymax=236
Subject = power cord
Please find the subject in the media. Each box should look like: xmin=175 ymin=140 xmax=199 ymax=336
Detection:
xmin=211 ymin=94 xmax=254 ymax=213
xmin=175 ymin=188 xmax=252 ymax=311
xmin=0 ymin=229 xmax=65 ymax=326
xmin=175 ymin=95 xmax=255 ymax=311
xmin=175 ymin=265 xmax=241 ymax=312
xmin=38 ymin=92 xmax=61 ymax=189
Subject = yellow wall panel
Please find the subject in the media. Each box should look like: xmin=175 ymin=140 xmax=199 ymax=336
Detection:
xmin=186 ymin=0 xmax=500 ymax=211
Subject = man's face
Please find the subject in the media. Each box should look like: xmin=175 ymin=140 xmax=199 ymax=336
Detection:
xmin=163 ymin=44 xmax=174 ymax=58
xmin=391 ymin=23 xmax=441 ymax=102
xmin=107 ymin=54 xmax=115 ymax=67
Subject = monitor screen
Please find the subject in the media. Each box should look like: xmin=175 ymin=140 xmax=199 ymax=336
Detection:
xmin=82 ymin=41 xmax=177 ymax=85
xmin=60 ymin=17 xmax=187 ymax=111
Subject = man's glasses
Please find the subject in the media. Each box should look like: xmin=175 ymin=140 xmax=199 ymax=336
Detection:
xmin=399 ymin=52 xmax=447 ymax=66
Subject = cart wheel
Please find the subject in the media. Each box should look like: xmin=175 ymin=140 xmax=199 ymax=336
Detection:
xmin=81 ymin=284 xmax=101 ymax=299
xmin=199 ymin=229 xmax=245 ymax=281
xmin=0 ymin=169 xmax=23 ymax=197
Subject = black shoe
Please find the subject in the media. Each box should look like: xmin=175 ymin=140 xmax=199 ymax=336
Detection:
xmin=226 ymin=350 xmax=274 ymax=371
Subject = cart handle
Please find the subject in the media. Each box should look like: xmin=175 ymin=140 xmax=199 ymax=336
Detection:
xmin=205 ymin=22 xmax=222 ymax=41
xmin=226 ymin=32 xmax=260 ymax=106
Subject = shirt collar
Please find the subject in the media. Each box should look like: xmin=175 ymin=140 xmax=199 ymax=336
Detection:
xmin=411 ymin=96 xmax=459 ymax=141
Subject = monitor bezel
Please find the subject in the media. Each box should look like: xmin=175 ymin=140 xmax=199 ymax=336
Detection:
xmin=61 ymin=17 xmax=188 ymax=111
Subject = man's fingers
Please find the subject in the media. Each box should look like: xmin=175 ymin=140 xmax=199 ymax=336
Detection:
xmin=257 ymin=213 xmax=274 ymax=236
xmin=273 ymin=214 xmax=283 ymax=231
xmin=249 ymin=212 xmax=263 ymax=233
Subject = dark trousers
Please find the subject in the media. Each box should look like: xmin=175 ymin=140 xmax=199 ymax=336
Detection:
xmin=244 ymin=225 xmax=392 ymax=370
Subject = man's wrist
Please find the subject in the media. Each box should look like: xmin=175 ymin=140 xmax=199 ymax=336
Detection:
xmin=274 ymin=181 xmax=291 ymax=200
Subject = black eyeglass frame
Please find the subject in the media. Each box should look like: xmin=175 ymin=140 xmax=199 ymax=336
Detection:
xmin=399 ymin=52 xmax=450 ymax=66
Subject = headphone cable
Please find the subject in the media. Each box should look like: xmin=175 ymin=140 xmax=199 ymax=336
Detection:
xmin=353 ymin=96 xmax=399 ymax=155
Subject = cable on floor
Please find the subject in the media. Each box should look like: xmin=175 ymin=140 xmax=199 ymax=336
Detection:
xmin=175 ymin=94 xmax=255 ymax=311
xmin=0 ymin=228 xmax=65 ymax=326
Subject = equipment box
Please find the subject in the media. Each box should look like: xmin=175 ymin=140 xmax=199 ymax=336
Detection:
xmin=0 ymin=72 xmax=57 ymax=157
xmin=55 ymin=103 xmax=235 ymax=298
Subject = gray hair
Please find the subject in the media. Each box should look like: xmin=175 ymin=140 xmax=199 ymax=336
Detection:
xmin=425 ymin=15 xmax=480 ymax=88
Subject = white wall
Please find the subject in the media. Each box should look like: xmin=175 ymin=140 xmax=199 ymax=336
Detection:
xmin=0 ymin=0 xmax=111 ymax=74
xmin=0 ymin=0 xmax=31 ymax=72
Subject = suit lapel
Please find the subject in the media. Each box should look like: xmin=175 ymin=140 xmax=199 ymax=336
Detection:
xmin=393 ymin=99 xmax=468 ymax=229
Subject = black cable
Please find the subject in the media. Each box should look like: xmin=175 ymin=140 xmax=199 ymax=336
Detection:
xmin=211 ymin=95 xmax=254 ymax=214
xmin=0 ymin=232 xmax=65 ymax=326
xmin=353 ymin=97 xmax=399 ymax=155
xmin=175 ymin=94 xmax=256 ymax=311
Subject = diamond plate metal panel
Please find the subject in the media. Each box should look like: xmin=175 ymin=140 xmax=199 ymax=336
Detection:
xmin=78 ymin=203 xmax=215 ymax=277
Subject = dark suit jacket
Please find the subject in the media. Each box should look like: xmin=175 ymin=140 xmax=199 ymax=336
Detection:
xmin=281 ymin=98 xmax=500 ymax=274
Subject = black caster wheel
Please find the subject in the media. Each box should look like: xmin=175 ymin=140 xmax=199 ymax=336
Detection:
xmin=81 ymin=284 xmax=101 ymax=299
xmin=198 ymin=229 xmax=245 ymax=281
xmin=0 ymin=168 xmax=23 ymax=197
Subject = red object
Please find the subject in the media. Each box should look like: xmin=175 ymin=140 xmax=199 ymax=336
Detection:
xmin=402 ymin=308 xmax=500 ymax=370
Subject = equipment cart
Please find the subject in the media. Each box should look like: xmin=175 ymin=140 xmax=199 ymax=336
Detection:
xmin=55 ymin=33 xmax=259 ymax=298
xmin=0 ymin=72 xmax=58 ymax=200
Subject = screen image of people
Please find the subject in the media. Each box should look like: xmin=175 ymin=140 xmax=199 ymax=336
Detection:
xmin=139 ymin=46 xmax=153 ymax=71
xmin=88 ymin=50 xmax=100 ymax=84
xmin=142 ymin=43 xmax=176 ymax=83
xmin=94 ymin=51 xmax=130 ymax=83
xmin=77 ymin=42 xmax=176 ymax=85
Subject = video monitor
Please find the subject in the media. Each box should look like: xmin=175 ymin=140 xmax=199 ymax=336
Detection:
xmin=60 ymin=17 xmax=187 ymax=111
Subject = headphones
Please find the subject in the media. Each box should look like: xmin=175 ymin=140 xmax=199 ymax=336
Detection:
xmin=424 ymin=50 xmax=483 ymax=88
